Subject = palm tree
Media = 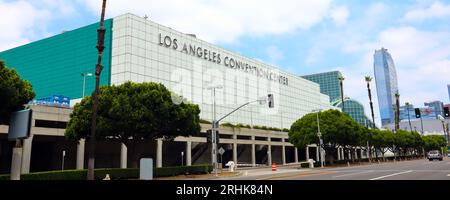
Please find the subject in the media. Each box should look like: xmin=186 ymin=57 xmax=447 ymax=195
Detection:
xmin=395 ymin=92 xmax=400 ymax=132
xmin=338 ymin=75 xmax=345 ymax=113
xmin=365 ymin=76 xmax=375 ymax=162
xmin=365 ymin=76 xmax=375 ymax=128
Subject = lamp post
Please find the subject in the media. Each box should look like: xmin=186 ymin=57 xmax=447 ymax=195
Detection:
xmin=181 ymin=152 xmax=184 ymax=167
xmin=405 ymin=102 xmax=413 ymax=133
xmin=207 ymin=85 xmax=223 ymax=177
xmin=438 ymin=115 xmax=449 ymax=143
xmin=313 ymin=109 xmax=324 ymax=168
xmin=81 ymin=73 xmax=93 ymax=98
xmin=87 ymin=0 xmax=107 ymax=180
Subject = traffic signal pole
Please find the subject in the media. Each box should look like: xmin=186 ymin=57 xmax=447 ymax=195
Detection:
xmin=209 ymin=94 xmax=274 ymax=175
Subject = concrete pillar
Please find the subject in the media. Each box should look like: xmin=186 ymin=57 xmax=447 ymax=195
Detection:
xmin=10 ymin=147 xmax=22 ymax=180
xmin=251 ymin=136 xmax=256 ymax=167
xmin=360 ymin=148 xmax=364 ymax=159
xmin=306 ymin=146 xmax=310 ymax=160
xmin=156 ymin=139 xmax=163 ymax=168
xmin=186 ymin=141 xmax=192 ymax=166
xmin=21 ymin=134 xmax=33 ymax=174
xmin=267 ymin=137 xmax=272 ymax=165
xmin=347 ymin=150 xmax=351 ymax=160
xmin=120 ymin=143 xmax=127 ymax=169
xmin=294 ymin=147 xmax=298 ymax=163
xmin=337 ymin=147 xmax=341 ymax=160
xmin=354 ymin=149 xmax=358 ymax=159
xmin=76 ymin=139 xmax=85 ymax=169
xmin=233 ymin=135 xmax=237 ymax=164
xmin=282 ymin=145 xmax=286 ymax=165
xmin=316 ymin=146 xmax=319 ymax=162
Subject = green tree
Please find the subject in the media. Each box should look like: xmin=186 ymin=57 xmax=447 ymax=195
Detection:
xmin=422 ymin=135 xmax=447 ymax=152
xmin=371 ymin=129 xmax=394 ymax=160
xmin=0 ymin=60 xmax=35 ymax=125
xmin=65 ymin=81 xmax=201 ymax=166
xmin=288 ymin=109 xmax=364 ymax=163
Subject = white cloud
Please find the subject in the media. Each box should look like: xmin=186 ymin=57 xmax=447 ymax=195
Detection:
xmin=265 ymin=45 xmax=284 ymax=65
xmin=341 ymin=26 xmax=450 ymax=127
xmin=330 ymin=6 xmax=349 ymax=26
xmin=402 ymin=1 xmax=450 ymax=22
xmin=0 ymin=0 xmax=78 ymax=52
xmin=80 ymin=0 xmax=332 ymax=43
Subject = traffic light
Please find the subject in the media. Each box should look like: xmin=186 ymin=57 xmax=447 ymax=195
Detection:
xmin=444 ymin=107 xmax=449 ymax=118
xmin=206 ymin=129 xmax=219 ymax=144
xmin=415 ymin=108 xmax=421 ymax=118
xmin=268 ymin=94 xmax=274 ymax=108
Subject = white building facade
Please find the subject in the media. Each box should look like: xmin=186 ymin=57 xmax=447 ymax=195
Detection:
xmin=109 ymin=14 xmax=332 ymax=129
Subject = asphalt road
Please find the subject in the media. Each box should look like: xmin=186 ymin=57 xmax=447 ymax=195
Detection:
xmin=222 ymin=157 xmax=450 ymax=180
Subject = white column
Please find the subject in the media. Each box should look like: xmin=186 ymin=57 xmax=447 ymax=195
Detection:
xmin=337 ymin=147 xmax=341 ymax=160
xmin=156 ymin=139 xmax=163 ymax=168
xmin=251 ymin=136 xmax=256 ymax=167
xmin=11 ymin=147 xmax=22 ymax=180
xmin=282 ymin=145 xmax=286 ymax=165
xmin=306 ymin=146 xmax=310 ymax=160
xmin=360 ymin=148 xmax=364 ymax=159
xmin=354 ymin=149 xmax=358 ymax=159
xmin=21 ymin=134 xmax=33 ymax=174
xmin=76 ymin=139 xmax=85 ymax=169
xmin=120 ymin=143 xmax=127 ymax=169
xmin=186 ymin=141 xmax=192 ymax=166
xmin=316 ymin=146 xmax=319 ymax=162
xmin=294 ymin=147 xmax=298 ymax=163
xmin=347 ymin=150 xmax=351 ymax=160
xmin=267 ymin=137 xmax=272 ymax=165
xmin=233 ymin=135 xmax=237 ymax=164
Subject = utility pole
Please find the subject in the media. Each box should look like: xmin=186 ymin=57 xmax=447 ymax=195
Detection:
xmin=313 ymin=109 xmax=324 ymax=168
xmin=87 ymin=0 xmax=107 ymax=180
xmin=405 ymin=102 xmax=413 ymax=133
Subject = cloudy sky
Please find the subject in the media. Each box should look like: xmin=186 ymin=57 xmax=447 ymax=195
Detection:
xmin=1 ymin=0 xmax=450 ymax=125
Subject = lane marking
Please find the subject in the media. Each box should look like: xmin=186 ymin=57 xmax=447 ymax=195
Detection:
xmin=256 ymin=171 xmax=335 ymax=180
xmin=332 ymin=170 xmax=374 ymax=178
xmin=369 ymin=170 xmax=413 ymax=180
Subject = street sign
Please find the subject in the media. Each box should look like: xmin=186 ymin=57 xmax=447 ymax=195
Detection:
xmin=218 ymin=147 xmax=225 ymax=155
xmin=8 ymin=109 xmax=33 ymax=141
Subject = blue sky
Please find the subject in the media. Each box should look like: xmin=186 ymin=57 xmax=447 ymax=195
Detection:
xmin=1 ymin=0 xmax=450 ymax=125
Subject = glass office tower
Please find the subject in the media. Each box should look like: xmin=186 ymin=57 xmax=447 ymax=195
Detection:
xmin=374 ymin=48 xmax=399 ymax=126
xmin=302 ymin=71 xmax=374 ymax=127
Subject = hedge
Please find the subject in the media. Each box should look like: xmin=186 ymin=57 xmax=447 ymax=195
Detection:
xmin=0 ymin=164 xmax=212 ymax=180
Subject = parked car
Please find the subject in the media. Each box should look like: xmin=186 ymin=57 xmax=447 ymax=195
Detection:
xmin=427 ymin=150 xmax=443 ymax=161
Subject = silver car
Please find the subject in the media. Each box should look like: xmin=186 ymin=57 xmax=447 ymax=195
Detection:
xmin=427 ymin=150 xmax=443 ymax=161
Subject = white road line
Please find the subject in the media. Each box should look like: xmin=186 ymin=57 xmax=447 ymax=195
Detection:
xmin=369 ymin=170 xmax=413 ymax=180
xmin=332 ymin=170 xmax=374 ymax=178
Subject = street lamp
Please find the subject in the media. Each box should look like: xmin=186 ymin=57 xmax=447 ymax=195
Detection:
xmin=81 ymin=72 xmax=93 ymax=98
xmin=206 ymin=85 xmax=223 ymax=177
xmin=438 ymin=115 xmax=449 ymax=143
xmin=312 ymin=109 xmax=325 ymax=168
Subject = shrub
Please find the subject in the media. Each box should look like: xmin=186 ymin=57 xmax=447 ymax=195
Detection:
xmin=0 ymin=165 xmax=212 ymax=180
xmin=221 ymin=122 xmax=234 ymax=127
xmin=199 ymin=119 xmax=211 ymax=124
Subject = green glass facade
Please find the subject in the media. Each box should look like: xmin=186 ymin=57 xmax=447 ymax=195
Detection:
xmin=302 ymin=71 xmax=342 ymax=103
xmin=302 ymin=71 xmax=374 ymax=127
xmin=0 ymin=19 xmax=113 ymax=99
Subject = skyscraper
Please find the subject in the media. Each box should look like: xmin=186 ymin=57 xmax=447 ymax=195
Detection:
xmin=447 ymin=84 xmax=450 ymax=102
xmin=374 ymin=48 xmax=399 ymax=126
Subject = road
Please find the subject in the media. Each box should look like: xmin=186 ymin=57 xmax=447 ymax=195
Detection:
xmin=220 ymin=157 xmax=450 ymax=180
